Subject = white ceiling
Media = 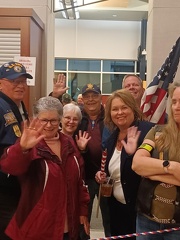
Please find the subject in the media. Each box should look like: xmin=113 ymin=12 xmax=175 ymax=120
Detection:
xmin=54 ymin=0 xmax=149 ymax=21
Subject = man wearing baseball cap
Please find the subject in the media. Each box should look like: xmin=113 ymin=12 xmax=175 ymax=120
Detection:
xmin=0 ymin=61 xmax=32 ymax=240
xmin=75 ymin=83 xmax=111 ymax=239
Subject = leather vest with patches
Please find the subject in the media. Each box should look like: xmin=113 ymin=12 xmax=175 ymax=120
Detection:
xmin=137 ymin=125 xmax=180 ymax=224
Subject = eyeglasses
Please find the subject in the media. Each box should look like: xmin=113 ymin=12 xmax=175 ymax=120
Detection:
xmin=63 ymin=116 xmax=79 ymax=123
xmin=38 ymin=118 xmax=60 ymax=126
xmin=2 ymin=78 xmax=27 ymax=85
xmin=82 ymin=93 xmax=100 ymax=100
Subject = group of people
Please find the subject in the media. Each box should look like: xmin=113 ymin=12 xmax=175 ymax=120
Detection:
xmin=0 ymin=61 xmax=180 ymax=240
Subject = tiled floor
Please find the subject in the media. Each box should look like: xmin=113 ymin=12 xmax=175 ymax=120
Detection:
xmin=90 ymin=229 xmax=104 ymax=239
xmin=89 ymin=197 xmax=105 ymax=239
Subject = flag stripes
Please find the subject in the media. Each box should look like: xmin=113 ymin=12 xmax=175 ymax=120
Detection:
xmin=141 ymin=37 xmax=180 ymax=123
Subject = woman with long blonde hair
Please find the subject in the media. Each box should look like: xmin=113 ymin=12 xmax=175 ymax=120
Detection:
xmin=132 ymin=82 xmax=180 ymax=240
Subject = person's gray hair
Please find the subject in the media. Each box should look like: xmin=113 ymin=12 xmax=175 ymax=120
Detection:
xmin=33 ymin=96 xmax=63 ymax=118
xmin=63 ymin=103 xmax=82 ymax=122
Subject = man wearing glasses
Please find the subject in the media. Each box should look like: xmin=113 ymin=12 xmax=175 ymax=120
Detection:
xmin=0 ymin=61 xmax=32 ymax=240
xmin=76 ymin=83 xmax=111 ymax=239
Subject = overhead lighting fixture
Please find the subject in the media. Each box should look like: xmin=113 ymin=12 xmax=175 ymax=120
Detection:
xmin=57 ymin=0 xmax=80 ymax=19
xmin=53 ymin=0 xmax=107 ymax=19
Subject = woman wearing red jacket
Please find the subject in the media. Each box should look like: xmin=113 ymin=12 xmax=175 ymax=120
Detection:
xmin=0 ymin=96 xmax=90 ymax=240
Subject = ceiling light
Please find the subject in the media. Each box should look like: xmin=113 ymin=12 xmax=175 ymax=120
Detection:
xmin=77 ymin=0 xmax=106 ymax=4
xmin=54 ymin=0 xmax=80 ymax=19
xmin=53 ymin=0 xmax=108 ymax=19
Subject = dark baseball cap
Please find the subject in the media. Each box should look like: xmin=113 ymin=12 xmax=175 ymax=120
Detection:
xmin=82 ymin=83 xmax=101 ymax=95
xmin=0 ymin=61 xmax=33 ymax=80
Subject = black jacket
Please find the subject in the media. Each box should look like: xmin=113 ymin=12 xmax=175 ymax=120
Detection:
xmin=0 ymin=92 xmax=28 ymax=156
xmin=74 ymin=105 xmax=104 ymax=180
xmin=0 ymin=92 xmax=28 ymax=235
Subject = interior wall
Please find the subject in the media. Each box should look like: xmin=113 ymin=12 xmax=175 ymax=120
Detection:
xmin=29 ymin=18 xmax=43 ymax=113
xmin=55 ymin=19 xmax=141 ymax=60
xmin=147 ymin=0 xmax=180 ymax=84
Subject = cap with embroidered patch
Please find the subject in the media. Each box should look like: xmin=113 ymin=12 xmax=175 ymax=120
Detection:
xmin=0 ymin=61 xmax=33 ymax=80
xmin=82 ymin=83 xmax=101 ymax=95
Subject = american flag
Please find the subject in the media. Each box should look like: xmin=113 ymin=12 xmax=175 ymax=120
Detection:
xmin=141 ymin=37 xmax=180 ymax=124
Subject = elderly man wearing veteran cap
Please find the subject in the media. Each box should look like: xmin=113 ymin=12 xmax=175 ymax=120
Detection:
xmin=75 ymin=83 xmax=111 ymax=239
xmin=0 ymin=61 xmax=32 ymax=240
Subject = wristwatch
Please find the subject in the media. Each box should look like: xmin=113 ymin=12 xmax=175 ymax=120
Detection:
xmin=163 ymin=160 xmax=170 ymax=173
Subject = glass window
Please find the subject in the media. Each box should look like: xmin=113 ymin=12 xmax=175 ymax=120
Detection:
xmin=68 ymin=72 xmax=100 ymax=100
xmin=55 ymin=59 xmax=66 ymax=70
xmin=54 ymin=58 xmax=144 ymax=96
xmin=69 ymin=59 xmax=101 ymax=71
xmin=103 ymin=60 xmax=135 ymax=72
xmin=102 ymin=73 xmax=126 ymax=94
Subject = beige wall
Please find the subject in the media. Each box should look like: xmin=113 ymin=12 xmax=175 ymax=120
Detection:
xmin=147 ymin=0 xmax=180 ymax=84
xmin=55 ymin=19 xmax=141 ymax=60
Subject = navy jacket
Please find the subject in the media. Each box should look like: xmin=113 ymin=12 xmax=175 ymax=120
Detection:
xmin=0 ymin=92 xmax=28 ymax=234
xmin=105 ymin=120 xmax=155 ymax=208
xmin=0 ymin=92 xmax=28 ymax=156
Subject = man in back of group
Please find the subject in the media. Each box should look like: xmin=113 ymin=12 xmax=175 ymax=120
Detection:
xmin=122 ymin=74 xmax=144 ymax=107
xmin=0 ymin=61 xmax=33 ymax=240
xmin=75 ymin=83 xmax=111 ymax=238
xmin=77 ymin=93 xmax=84 ymax=110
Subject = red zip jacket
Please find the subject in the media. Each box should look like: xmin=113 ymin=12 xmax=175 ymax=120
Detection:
xmin=0 ymin=132 xmax=89 ymax=240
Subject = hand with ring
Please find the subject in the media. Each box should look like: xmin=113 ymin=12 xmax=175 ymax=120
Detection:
xmin=20 ymin=118 xmax=46 ymax=152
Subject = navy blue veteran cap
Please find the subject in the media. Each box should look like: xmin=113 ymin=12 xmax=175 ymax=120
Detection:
xmin=0 ymin=61 xmax=33 ymax=80
xmin=82 ymin=83 xmax=101 ymax=95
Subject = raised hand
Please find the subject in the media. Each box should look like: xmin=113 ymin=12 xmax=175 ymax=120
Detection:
xmin=75 ymin=130 xmax=91 ymax=151
xmin=20 ymin=118 xmax=46 ymax=152
xmin=121 ymin=126 xmax=141 ymax=155
xmin=52 ymin=74 xmax=69 ymax=98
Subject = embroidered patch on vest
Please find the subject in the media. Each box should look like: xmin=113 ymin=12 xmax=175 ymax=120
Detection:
xmin=13 ymin=125 xmax=21 ymax=137
xmin=4 ymin=112 xmax=18 ymax=126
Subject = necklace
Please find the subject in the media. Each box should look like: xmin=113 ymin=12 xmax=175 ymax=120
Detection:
xmin=116 ymin=138 xmax=122 ymax=150
xmin=116 ymin=131 xmax=127 ymax=150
